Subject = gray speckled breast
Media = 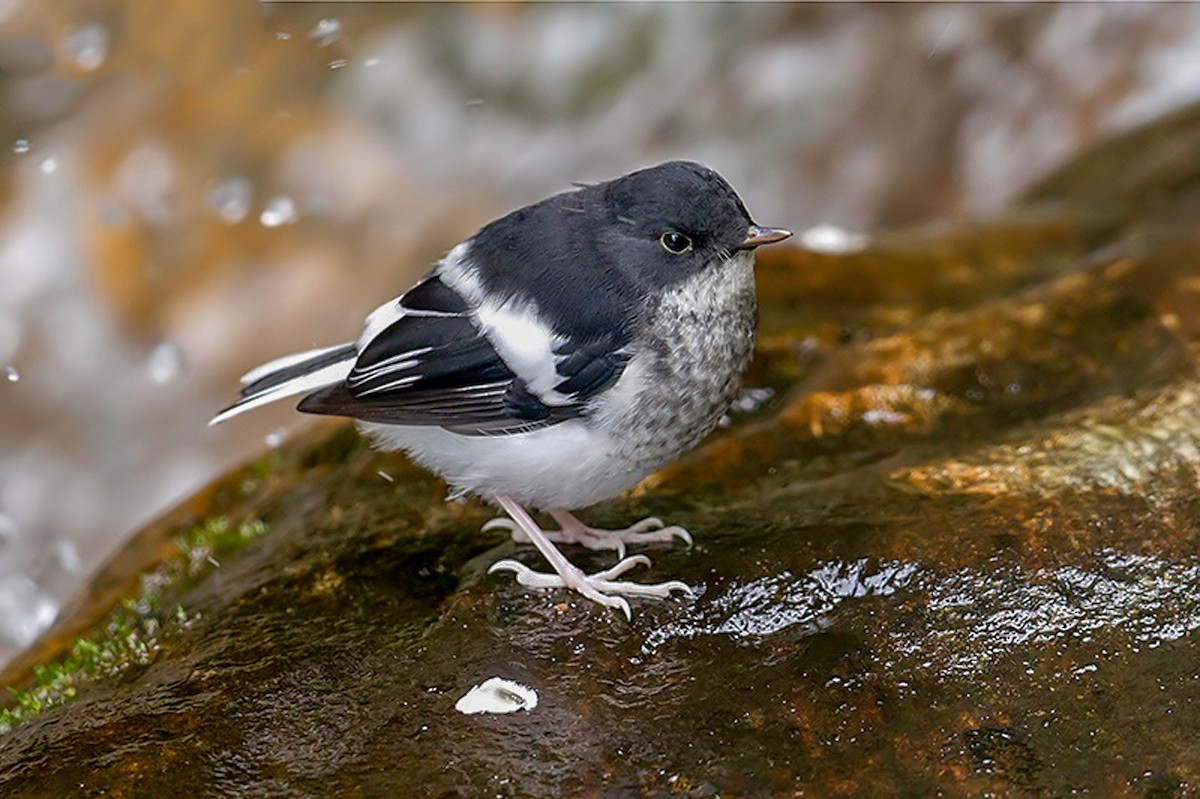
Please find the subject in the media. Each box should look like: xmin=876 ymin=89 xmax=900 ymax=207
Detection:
xmin=602 ymin=251 xmax=757 ymax=476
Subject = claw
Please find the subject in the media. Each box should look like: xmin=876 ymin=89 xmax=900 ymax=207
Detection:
xmin=484 ymin=497 xmax=694 ymax=619
xmin=594 ymin=554 xmax=651 ymax=580
xmin=489 ymin=553 xmax=691 ymax=619
xmin=489 ymin=559 xmax=566 ymax=589
xmin=661 ymin=525 xmax=693 ymax=548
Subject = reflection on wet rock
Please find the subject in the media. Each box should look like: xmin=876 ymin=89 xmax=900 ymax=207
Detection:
xmin=890 ymin=550 xmax=1200 ymax=680
xmin=643 ymin=560 xmax=919 ymax=651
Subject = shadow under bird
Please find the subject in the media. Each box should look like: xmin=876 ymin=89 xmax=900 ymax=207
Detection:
xmin=212 ymin=161 xmax=791 ymax=618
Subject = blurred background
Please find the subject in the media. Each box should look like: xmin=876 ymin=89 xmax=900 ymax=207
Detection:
xmin=2 ymin=1 xmax=1200 ymax=667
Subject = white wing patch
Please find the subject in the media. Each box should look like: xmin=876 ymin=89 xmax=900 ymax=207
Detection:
xmin=358 ymin=242 xmax=476 ymax=349
xmin=350 ymin=239 xmax=581 ymax=410
xmin=474 ymin=299 xmax=571 ymax=406
xmin=437 ymin=241 xmax=483 ymax=303
xmin=440 ymin=240 xmax=575 ymax=407
xmin=358 ymin=300 xmax=404 ymax=349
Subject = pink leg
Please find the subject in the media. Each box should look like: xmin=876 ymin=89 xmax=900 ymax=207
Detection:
xmin=482 ymin=508 xmax=692 ymax=559
xmin=486 ymin=494 xmax=692 ymax=620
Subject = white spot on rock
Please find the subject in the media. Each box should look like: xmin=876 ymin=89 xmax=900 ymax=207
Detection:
xmin=455 ymin=677 xmax=538 ymax=715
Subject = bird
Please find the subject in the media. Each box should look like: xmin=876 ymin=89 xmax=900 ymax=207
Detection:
xmin=211 ymin=161 xmax=791 ymax=619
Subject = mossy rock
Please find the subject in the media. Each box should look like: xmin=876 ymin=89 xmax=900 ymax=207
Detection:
xmin=5 ymin=105 xmax=1200 ymax=796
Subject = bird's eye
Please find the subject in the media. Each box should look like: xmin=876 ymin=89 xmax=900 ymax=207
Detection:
xmin=660 ymin=231 xmax=692 ymax=255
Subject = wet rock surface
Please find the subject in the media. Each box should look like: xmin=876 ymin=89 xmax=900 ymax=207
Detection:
xmin=7 ymin=106 xmax=1200 ymax=796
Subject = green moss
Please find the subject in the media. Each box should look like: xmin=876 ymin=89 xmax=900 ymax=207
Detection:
xmin=174 ymin=516 xmax=268 ymax=577
xmin=0 ymin=517 xmax=268 ymax=735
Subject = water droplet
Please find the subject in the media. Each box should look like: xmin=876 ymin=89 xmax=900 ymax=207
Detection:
xmin=115 ymin=144 xmax=175 ymax=223
xmin=730 ymin=386 xmax=774 ymax=414
xmin=275 ymin=31 xmax=291 ymax=41
xmin=0 ymin=576 xmax=59 ymax=646
xmin=4 ymin=366 xmax=18 ymax=383
xmin=54 ymin=540 xmax=81 ymax=573
xmin=146 ymin=341 xmax=185 ymax=384
xmin=377 ymin=470 xmax=395 ymax=483
xmin=264 ymin=428 xmax=286 ymax=448
xmin=0 ymin=314 xmax=20 ymax=364
xmin=308 ymin=17 xmax=340 ymax=47
xmin=800 ymin=224 xmax=869 ymax=255
xmin=0 ymin=515 xmax=16 ymax=546
xmin=12 ymin=138 xmax=29 ymax=154
xmin=862 ymin=408 xmax=908 ymax=426
xmin=207 ymin=176 xmax=252 ymax=224
xmin=64 ymin=23 xmax=108 ymax=72
xmin=328 ymin=58 xmax=348 ymax=70
xmin=260 ymin=195 xmax=297 ymax=227
xmin=39 ymin=158 xmax=57 ymax=174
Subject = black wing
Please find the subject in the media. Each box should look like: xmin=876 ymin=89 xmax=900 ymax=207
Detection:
xmin=297 ymin=273 xmax=630 ymax=436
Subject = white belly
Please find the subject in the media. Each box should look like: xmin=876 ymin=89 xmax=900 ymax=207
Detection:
xmin=360 ymin=420 xmax=644 ymax=508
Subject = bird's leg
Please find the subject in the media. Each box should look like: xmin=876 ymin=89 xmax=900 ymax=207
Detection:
xmin=482 ymin=508 xmax=692 ymax=560
xmin=486 ymin=494 xmax=692 ymax=620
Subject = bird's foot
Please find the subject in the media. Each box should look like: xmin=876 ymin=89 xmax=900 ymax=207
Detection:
xmin=488 ymin=554 xmax=692 ymax=620
xmin=482 ymin=510 xmax=692 ymax=559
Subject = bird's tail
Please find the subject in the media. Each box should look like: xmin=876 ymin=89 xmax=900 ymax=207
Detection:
xmin=209 ymin=343 xmax=357 ymax=426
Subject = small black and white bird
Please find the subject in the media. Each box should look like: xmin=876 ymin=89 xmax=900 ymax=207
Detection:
xmin=212 ymin=161 xmax=790 ymax=618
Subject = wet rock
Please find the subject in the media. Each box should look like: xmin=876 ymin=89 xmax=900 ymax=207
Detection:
xmin=7 ymin=106 xmax=1200 ymax=796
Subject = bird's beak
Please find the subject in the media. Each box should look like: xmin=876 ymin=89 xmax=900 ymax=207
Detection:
xmin=739 ymin=225 xmax=792 ymax=250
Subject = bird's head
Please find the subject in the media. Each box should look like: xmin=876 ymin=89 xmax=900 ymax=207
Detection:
xmin=592 ymin=160 xmax=791 ymax=287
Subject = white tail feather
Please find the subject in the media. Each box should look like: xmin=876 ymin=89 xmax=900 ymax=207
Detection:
xmin=211 ymin=356 xmax=354 ymax=426
xmin=239 ymin=343 xmax=355 ymax=385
